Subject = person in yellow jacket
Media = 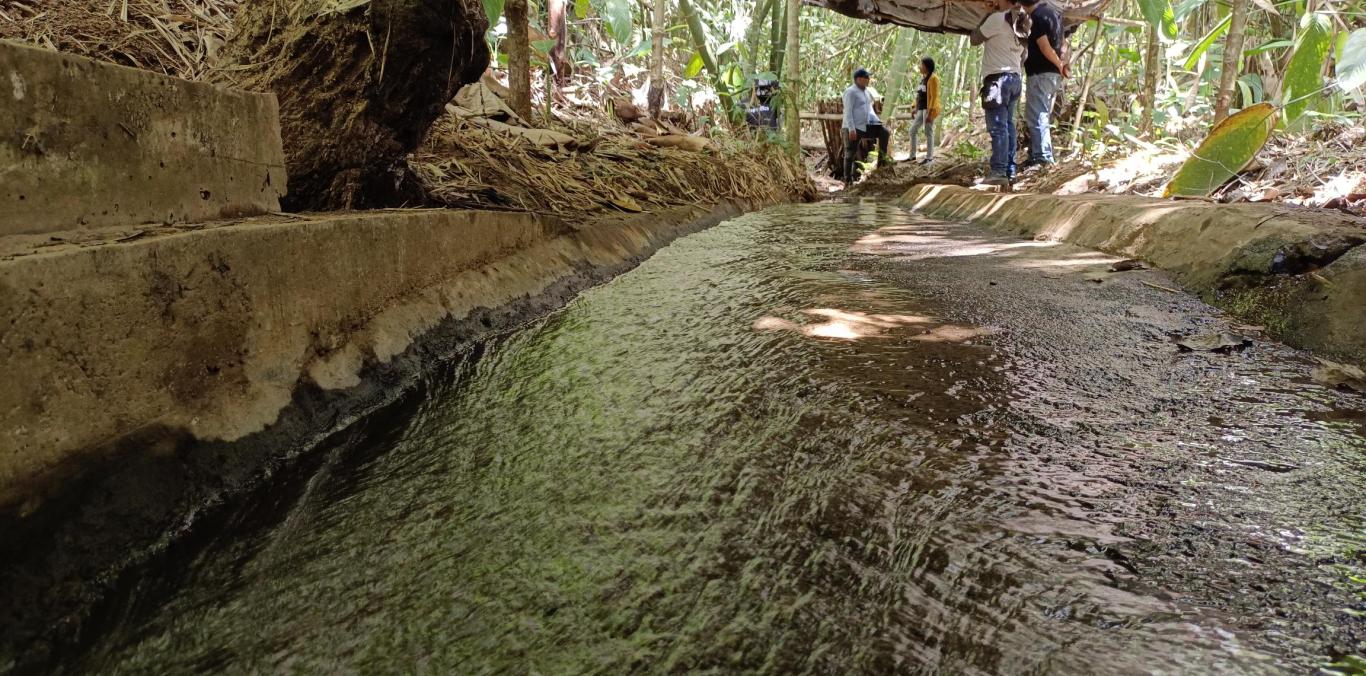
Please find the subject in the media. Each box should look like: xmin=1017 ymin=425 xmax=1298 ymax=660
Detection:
xmin=908 ymin=57 xmax=941 ymax=164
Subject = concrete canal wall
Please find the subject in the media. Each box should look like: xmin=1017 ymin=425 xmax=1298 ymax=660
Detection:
xmin=1 ymin=41 xmax=781 ymax=664
xmin=0 ymin=41 xmax=286 ymax=236
xmin=0 ymin=204 xmax=755 ymax=510
xmin=897 ymin=184 xmax=1366 ymax=364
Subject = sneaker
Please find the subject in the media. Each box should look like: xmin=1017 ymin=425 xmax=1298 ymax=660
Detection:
xmin=979 ymin=174 xmax=1009 ymax=186
xmin=919 ymin=158 xmax=933 ymax=165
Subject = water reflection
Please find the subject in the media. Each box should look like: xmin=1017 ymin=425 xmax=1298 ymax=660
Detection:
xmin=60 ymin=201 xmax=1364 ymax=675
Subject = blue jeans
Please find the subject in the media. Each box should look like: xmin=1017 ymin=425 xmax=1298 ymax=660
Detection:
xmin=1026 ymin=72 xmax=1062 ymax=163
xmin=984 ymin=73 xmax=1021 ymax=178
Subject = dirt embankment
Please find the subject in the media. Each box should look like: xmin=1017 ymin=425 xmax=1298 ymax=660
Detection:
xmin=856 ymin=120 xmax=1366 ymax=217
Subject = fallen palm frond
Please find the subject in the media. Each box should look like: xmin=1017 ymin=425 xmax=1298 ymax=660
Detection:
xmin=412 ymin=112 xmax=815 ymax=216
xmin=0 ymin=0 xmax=237 ymax=81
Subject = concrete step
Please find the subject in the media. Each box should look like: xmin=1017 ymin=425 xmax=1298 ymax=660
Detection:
xmin=0 ymin=41 xmax=286 ymax=236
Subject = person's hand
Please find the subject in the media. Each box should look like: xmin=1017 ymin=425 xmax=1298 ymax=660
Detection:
xmin=1061 ymin=63 xmax=1072 ymax=78
xmin=848 ymin=129 xmax=858 ymax=141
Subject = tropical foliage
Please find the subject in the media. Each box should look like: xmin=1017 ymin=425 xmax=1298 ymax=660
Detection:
xmin=486 ymin=0 xmax=1366 ymax=193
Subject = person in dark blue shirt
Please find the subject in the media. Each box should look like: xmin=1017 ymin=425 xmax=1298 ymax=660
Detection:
xmin=1020 ymin=0 xmax=1069 ymax=168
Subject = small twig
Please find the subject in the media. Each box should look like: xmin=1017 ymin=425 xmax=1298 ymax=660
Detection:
xmin=1142 ymin=281 xmax=1181 ymax=293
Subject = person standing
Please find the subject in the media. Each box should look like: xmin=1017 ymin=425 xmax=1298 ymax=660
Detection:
xmin=842 ymin=68 xmax=892 ymax=181
xmin=907 ymin=57 xmax=941 ymax=164
xmin=1020 ymin=0 xmax=1068 ymax=168
xmin=970 ymin=0 xmax=1029 ymax=184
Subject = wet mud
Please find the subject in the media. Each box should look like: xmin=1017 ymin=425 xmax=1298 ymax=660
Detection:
xmin=15 ymin=201 xmax=1366 ymax=673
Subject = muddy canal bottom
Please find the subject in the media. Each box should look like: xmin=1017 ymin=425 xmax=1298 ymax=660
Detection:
xmin=71 ymin=202 xmax=1364 ymax=674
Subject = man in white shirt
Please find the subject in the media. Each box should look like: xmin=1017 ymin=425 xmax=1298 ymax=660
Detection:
xmin=970 ymin=0 xmax=1029 ymax=185
xmin=841 ymin=68 xmax=891 ymax=181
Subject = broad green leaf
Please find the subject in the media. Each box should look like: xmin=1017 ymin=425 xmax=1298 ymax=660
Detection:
xmin=1238 ymin=72 xmax=1264 ymax=105
xmin=1164 ymin=102 xmax=1277 ymax=197
xmin=574 ymin=0 xmax=590 ymax=19
xmin=1335 ymin=28 xmax=1366 ymax=92
xmin=1173 ymin=0 xmax=1206 ymax=21
xmin=531 ymin=38 xmax=557 ymax=54
xmin=1282 ymin=12 xmax=1332 ymax=124
xmin=1183 ymin=14 xmax=1230 ymax=71
xmin=1093 ymin=99 xmax=1110 ymax=127
xmin=1244 ymin=38 xmax=1294 ymax=55
xmin=604 ymin=0 xmax=632 ymax=44
xmin=1138 ymin=0 xmax=1179 ymax=41
xmin=723 ymin=63 xmax=745 ymax=89
xmin=483 ymin=0 xmax=505 ymax=30
xmin=684 ymin=52 xmax=705 ymax=78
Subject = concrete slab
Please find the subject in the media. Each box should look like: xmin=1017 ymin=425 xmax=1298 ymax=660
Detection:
xmin=0 ymin=41 xmax=286 ymax=236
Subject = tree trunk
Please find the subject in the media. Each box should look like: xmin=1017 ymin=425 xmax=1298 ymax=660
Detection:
xmin=770 ymin=0 xmax=786 ymax=76
xmin=744 ymin=0 xmax=775 ymax=81
xmin=783 ymin=0 xmax=800 ymax=150
xmin=1070 ymin=20 xmax=1104 ymax=149
xmin=506 ymin=0 xmax=533 ymax=122
xmin=220 ymin=0 xmax=490 ymax=211
xmin=881 ymin=30 xmax=916 ymax=125
xmin=547 ymin=0 xmax=571 ymax=86
xmin=1139 ymin=24 xmax=1160 ymax=136
xmin=679 ymin=0 xmax=735 ymax=117
xmin=1213 ymin=0 xmax=1249 ymax=124
xmin=648 ymin=0 xmax=668 ymax=115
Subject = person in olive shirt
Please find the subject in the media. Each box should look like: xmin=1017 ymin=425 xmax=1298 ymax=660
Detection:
xmin=1020 ymin=0 xmax=1069 ymax=168
xmin=907 ymin=57 xmax=941 ymax=164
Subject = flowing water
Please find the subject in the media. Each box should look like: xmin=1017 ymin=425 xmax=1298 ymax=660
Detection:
xmin=61 ymin=201 xmax=1365 ymax=674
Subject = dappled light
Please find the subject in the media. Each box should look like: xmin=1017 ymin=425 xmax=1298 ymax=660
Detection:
xmin=754 ymin=307 xmax=936 ymax=340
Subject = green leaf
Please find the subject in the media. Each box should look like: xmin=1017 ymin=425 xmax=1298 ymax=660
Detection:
xmin=1164 ymin=102 xmax=1277 ymax=197
xmin=483 ymin=0 xmax=505 ymax=30
xmin=574 ymin=0 xmax=590 ymax=19
xmin=1173 ymin=0 xmax=1206 ymax=21
xmin=1335 ymin=28 xmax=1366 ymax=92
xmin=531 ymin=38 xmax=557 ymax=54
xmin=1183 ymin=14 xmax=1230 ymax=71
xmin=1282 ymin=12 xmax=1332 ymax=125
xmin=1093 ymin=99 xmax=1110 ymax=127
xmin=1138 ymin=0 xmax=1179 ymax=41
xmin=604 ymin=0 xmax=632 ymax=44
xmin=684 ymin=52 xmax=705 ymax=78
xmin=723 ymin=63 xmax=745 ymax=89
xmin=1238 ymin=73 xmax=1264 ymax=105
xmin=1243 ymin=38 xmax=1294 ymax=55
xmin=627 ymin=36 xmax=653 ymax=58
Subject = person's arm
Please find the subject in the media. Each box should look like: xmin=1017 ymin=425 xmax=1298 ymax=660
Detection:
xmin=843 ymin=89 xmax=858 ymax=140
xmin=1035 ymin=17 xmax=1069 ymax=76
xmin=926 ymin=75 xmax=941 ymax=122
xmin=970 ymin=27 xmax=986 ymax=45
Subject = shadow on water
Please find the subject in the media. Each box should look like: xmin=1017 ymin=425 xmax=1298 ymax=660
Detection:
xmin=43 ymin=202 xmax=1366 ymax=674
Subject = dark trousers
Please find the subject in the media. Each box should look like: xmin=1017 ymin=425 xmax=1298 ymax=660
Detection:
xmin=984 ymin=73 xmax=1022 ymax=178
xmin=843 ymin=124 xmax=890 ymax=181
